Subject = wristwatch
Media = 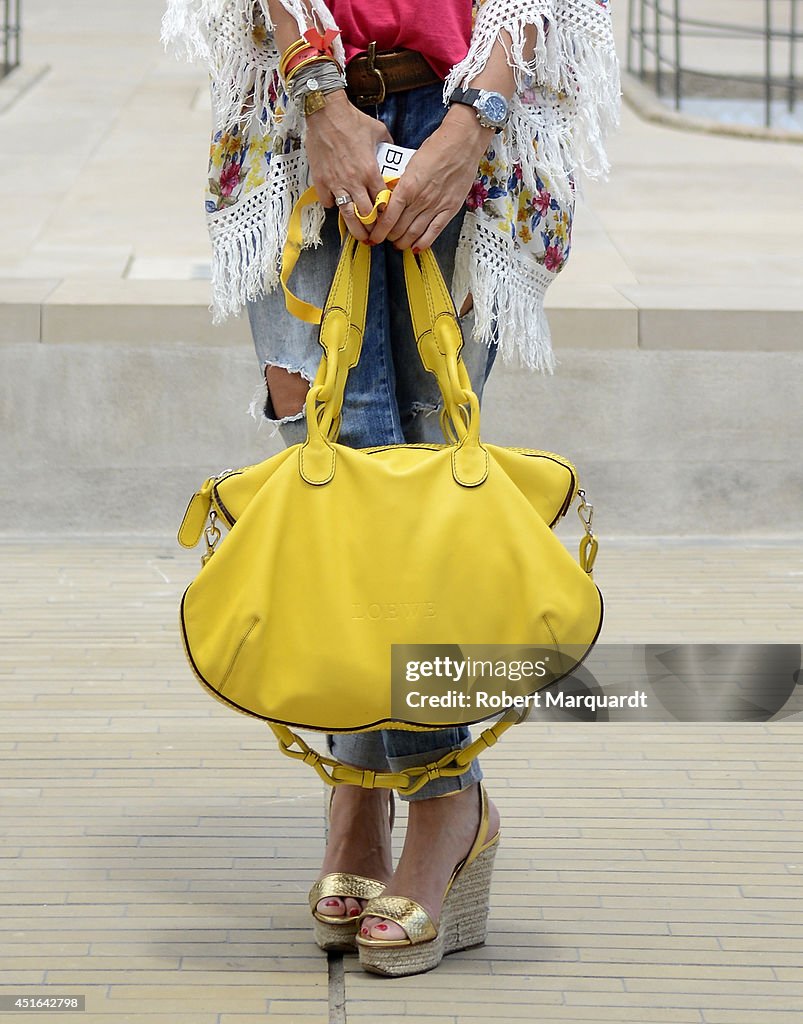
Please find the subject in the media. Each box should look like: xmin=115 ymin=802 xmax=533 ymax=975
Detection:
xmin=448 ymin=87 xmax=510 ymax=131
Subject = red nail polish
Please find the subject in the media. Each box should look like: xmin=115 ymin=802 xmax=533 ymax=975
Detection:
xmin=376 ymin=923 xmax=388 ymax=931
xmin=412 ymin=247 xmax=420 ymax=255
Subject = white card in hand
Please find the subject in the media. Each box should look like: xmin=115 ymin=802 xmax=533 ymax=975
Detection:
xmin=376 ymin=142 xmax=417 ymax=177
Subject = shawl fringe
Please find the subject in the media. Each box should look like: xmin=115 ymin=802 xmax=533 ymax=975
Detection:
xmin=162 ymin=0 xmax=345 ymax=135
xmin=161 ymin=0 xmax=620 ymax=370
xmin=444 ymin=0 xmax=620 ymax=202
xmin=452 ymin=213 xmax=557 ymax=372
xmin=207 ymin=153 xmax=325 ymax=321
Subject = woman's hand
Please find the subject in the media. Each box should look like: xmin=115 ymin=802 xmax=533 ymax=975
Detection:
xmin=368 ymin=104 xmax=494 ymax=251
xmin=305 ymin=91 xmax=394 ymax=242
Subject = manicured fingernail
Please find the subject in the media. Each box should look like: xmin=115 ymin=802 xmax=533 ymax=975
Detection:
xmin=412 ymin=247 xmax=420 ymax=255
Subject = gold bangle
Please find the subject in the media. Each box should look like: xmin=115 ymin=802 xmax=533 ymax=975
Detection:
xmin=280 ymin=37 xmax=308 ymax=61
xmin=279 ymin=33 xmax=341 ymax=81
xmin=279 ymin=40 xmax=340 ymax=78
xmin=279 ymin=51 xmax=308 ymax=79
xmin=278 ymin=37 xmax=312 ymax=78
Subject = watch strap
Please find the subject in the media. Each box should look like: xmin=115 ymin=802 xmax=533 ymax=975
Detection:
xmin=448 ymin=86 xmax=509 ymax=131
xmin=449 ymin=87 xmax=481 ymax=109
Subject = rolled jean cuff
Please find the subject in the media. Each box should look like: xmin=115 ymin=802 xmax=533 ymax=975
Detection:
xmin=326 ymin=730 xmax=389 ymax=773
xmin=387 ymin=735 xmax=482 ymax=802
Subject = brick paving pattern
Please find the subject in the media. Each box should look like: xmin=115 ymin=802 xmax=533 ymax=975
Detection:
xmin=1 ymin=539 xmax=801 ymax=1022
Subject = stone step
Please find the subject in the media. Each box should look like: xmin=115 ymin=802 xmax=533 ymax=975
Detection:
xmin=3 ymin=277 xmax=803 ymax=351
xmin=2 ymin=339 xmax=801 ymax=536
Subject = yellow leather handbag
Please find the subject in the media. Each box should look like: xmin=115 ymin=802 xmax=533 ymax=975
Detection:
xmin=178 ymin=200 xmax=603 ymax=793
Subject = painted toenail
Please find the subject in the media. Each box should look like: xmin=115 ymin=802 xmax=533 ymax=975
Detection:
xmin=324 ymin=900 xmax=339 ymax=907
xmin=376 ymin=923 xmax=388 ymax=931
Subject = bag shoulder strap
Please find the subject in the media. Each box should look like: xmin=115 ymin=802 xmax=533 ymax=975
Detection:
xmin=280 ymin=183 xmax=395 ymax=325
xmin=268 ymin=710 xmax=528 ymax=795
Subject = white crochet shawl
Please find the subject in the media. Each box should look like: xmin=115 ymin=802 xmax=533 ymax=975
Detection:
xmin=163 ymin=0 xmax=620 ymax=370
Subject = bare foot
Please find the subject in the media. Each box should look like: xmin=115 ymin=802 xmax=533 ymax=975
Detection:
xmin=360 ymin=784 xmax=499 ymax=941
xmin=315 ymin=785 xmax=394 ymax=919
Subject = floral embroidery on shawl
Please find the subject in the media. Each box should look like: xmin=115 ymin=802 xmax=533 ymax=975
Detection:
xmin=162 ymin=0 xmax=620 ymax=371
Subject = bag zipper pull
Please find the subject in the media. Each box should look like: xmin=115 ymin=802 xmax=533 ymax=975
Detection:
xmin=177 ymin=476 xmax=217 ymax=549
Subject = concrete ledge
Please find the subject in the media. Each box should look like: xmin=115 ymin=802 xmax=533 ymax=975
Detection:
xmin=619 ymin=286 xmax=803 ymax=351
xmin=2 ymin=277 xmax=802 ymax=352
xmin=40 ymin=280 xmax=252 ymax=346
xmin=2 ymin=343 xmax=801 ymax=535
xmin=621 ymin=69 xmax=803 ymax=145
xmin=0 ymin=279 xmax=60 ymax=344
xmin=545 ymin=284 xmax=639 ymax=349
xmin=639 ymin=309 xmax=803 ymax=351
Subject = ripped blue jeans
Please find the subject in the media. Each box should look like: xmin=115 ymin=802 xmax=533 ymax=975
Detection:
xmin=246 ymin=82 xmax=498 ymax=799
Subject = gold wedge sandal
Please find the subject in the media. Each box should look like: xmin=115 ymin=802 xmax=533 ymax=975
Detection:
xmin=308 ymin=790 xmax=395 ymax=953
xmin=355 ymin=785 xmax=499 ymax=976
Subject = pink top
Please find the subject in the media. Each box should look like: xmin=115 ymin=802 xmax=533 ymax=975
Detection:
xmin=329 ymin=0 xmax=472 ymax=79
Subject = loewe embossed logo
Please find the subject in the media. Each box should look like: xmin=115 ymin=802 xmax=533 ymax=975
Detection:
xmin=351 ymin=601 xmax=436 ymax=621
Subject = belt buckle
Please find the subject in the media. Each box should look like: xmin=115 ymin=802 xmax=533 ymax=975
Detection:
xmin=356 ymin=41 xmax=386 ymax=106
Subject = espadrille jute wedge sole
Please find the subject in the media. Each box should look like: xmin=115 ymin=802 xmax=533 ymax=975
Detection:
xmin=357 ymin=841 xmax=498 ymax=975
xmin=309 ymin=792 xmax=395 ymax=953
xmin=356 ymin=786 xmax=499 ymax=977
xmin=310 ymin=875 xmax=386 ymax=952
xmin=312 ymin=915 xmax=361 ymax=953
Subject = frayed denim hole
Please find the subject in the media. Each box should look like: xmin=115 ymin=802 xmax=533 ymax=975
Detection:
xmin=248 ymin=362 xmax=313 ymax=437
xmin=410 ymin=401 xmax=440 ymax=418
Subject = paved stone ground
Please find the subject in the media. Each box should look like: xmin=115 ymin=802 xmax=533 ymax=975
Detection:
xmin=1 ymin=538 xmax=802 ymax=1023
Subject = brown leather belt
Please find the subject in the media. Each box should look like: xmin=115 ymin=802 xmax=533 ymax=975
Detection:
xmin=345 ymin=42 xmax=441 ymax=107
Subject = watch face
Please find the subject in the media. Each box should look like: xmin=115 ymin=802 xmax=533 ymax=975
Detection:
xmin=481 ymin=93 xmax=508 ymax=124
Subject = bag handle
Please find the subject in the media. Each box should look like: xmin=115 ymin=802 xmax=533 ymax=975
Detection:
xmin=267 ymin=707 xmax=529 ymax=795
xmin=402 ymin=247 xmax=488 ymax=486
xmin=282 ymin=182 xmax=471 ymax=416
xmin=284 ymin=187 xmax=488 ymax=487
